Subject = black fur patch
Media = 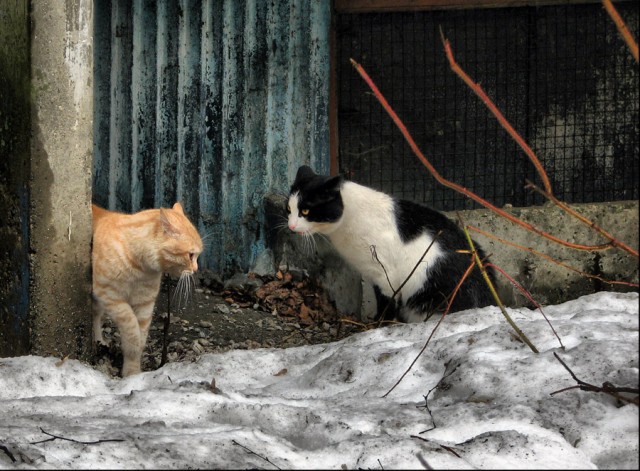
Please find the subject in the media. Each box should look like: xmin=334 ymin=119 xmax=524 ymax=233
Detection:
xmin=289 ymin=165 xmax=344 ymax=223
xmin=393 ymin=199 xmax=495 ymax=317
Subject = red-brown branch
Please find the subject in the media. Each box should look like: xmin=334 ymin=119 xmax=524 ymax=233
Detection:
xmin=440 ymin=33 xmax=637 ymax=259
xmin=525 ymin=181 xmax=639 ymax=258
xmin=350 ymin=58 xmax=615 ymax=253
xmin=468 ymin=225 xmax=639 ymax=288
xmin=439 ymin=30 xmax=554 ymax=196
xmin=485 ymin=262 xmax=564 ymax=348
xmin=603 ymin=0 xmax=639 ymax=63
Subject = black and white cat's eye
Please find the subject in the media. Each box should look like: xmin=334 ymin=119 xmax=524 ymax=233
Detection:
xmin=301 ymin=209 xmax=310 ymax=216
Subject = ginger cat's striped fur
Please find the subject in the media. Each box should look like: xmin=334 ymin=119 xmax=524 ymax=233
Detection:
xmin=92 ymin=202 xmax=203 ymax=377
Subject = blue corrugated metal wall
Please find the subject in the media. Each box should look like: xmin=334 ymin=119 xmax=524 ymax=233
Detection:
xmin=93 ymin=0 xmax=331 ymax=275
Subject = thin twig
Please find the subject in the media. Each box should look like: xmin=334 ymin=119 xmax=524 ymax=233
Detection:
xmin=370 ymin=245 xmax=395 ymax=294
xmin=439 ymin=28 xmax=552 ymax=196
xmin=417 ymin=360 xmax=460 ymax=433
xmin=460 ymin=222 xmax=538 ymax=353
xmin=231 ymin=439 xmax=281 ymax=470
xmin=383 ymin=259 xmax=476 ymax=398
xmin=372 ymin=232 xmax=442 ymax=325
xmin=485 ymin=262 xmax=564 ymax=349
xmin=551 ymin=352 xmax=639 ymax=406
xmin=30 ymin=428 xmax=124 ymax=445
xmin=411 ymin=435 xmax=462 ymax=459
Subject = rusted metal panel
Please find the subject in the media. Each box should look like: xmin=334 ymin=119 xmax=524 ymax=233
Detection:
xmin=93 ymin=0 xmax=332 ymax=275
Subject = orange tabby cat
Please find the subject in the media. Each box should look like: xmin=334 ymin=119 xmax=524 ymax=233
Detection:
xmin=92 ymin=202 xmax=203 ymax=377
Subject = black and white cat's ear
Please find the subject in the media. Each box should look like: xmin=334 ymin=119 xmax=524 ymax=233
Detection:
xmin=295 ymin=165 xmax=316 ymax=182
xmin=322 ymin=174 xmax=343 ymax=192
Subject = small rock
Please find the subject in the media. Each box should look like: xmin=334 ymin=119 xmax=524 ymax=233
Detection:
xmin=192 ymin=341 xmax=205 ymax=354
xmin=199 ymin=321 xmax=213 ymax=328
xmin=216 ymin=304 xmax=231 ymax=315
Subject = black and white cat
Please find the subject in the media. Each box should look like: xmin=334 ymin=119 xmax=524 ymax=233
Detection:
xmin=286 ymin=165 xmax=495 ymax=323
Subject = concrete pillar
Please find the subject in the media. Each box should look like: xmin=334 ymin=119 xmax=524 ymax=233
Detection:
xmin=29 ymin=0 xmax=94 ymax=359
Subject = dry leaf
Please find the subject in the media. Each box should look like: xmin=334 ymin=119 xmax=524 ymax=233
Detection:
xmin=55 ymin=355 xmax=70 ymax=367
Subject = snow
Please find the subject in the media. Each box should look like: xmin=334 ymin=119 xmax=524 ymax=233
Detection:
xmin=1 ymin=291 xmax=638 ymax=469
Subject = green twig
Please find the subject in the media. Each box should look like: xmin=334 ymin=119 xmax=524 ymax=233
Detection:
xmin=459 ymin=215 xmax=538 ymax=353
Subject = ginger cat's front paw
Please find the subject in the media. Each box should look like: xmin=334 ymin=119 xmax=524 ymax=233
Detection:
xmin=121 ymin=363 xmax=141 ymax=377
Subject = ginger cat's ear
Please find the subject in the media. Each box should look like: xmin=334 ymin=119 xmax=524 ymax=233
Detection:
xmin=172 ymin=202 xmax=185 ymax=215
xmin=159 ymin=208 xmax=180 ymax=237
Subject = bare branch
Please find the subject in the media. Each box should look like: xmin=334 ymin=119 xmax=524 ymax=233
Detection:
xmin=459 ymin=220 xmax=539 ymax=353
xmin=551 ymin=353 xmax=639 ymax=406
xmin=231 ymin=439 xmax=281 ymax=470
xmin=468 ymin=225 xmax=638 ymax=288
xmin=372 ymin=231 xmax=443 ymax=326
xmin=0 ymin=445 xmax=16 ymax=463
xmin=525 ymin=180 xmax=638 ymax=258
xmin=603 ymin=0 xmax=639 ymax=62
xmin=30 ymin=428 xmax=124 ymax=445
xmin=485 ymin=262 xmax=564 ymax=349
xmin=417 ymin=360 xmax=460 ymax=433
xmin=349 ymin=57 xmax=621 ymax=255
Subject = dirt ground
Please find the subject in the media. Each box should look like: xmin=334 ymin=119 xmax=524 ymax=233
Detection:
xmin=93 ymin=269 xmax=366 ymax=377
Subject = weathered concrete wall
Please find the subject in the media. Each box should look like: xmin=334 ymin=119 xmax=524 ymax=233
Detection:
xmin=265 ymin=194 xmax=639 ymax=319
xmin=0 ymin=0 xmax=31 ymax=356
xmin=29 ymin=0 xmax=93 ymax=359
xmin=455 ymin=200 xmax=639 ymax=308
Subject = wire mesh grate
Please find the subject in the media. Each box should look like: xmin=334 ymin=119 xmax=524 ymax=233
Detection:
xmin=336 ymin=3 xmax=639 ymax=211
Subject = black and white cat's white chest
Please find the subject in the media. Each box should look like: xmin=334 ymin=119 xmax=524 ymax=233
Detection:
xmin=287 ymin=165 xmax=494 ymax=322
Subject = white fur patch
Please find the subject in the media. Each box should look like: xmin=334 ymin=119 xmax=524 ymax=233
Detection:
xmin=288 ymin=181 xmax=447 ymax=320
xmin=318 ymin=182 xmax=444 ymax=301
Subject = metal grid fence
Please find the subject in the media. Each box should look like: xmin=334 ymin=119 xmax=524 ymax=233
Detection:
xmin=337 ymin=2 xmax=639 ymax=211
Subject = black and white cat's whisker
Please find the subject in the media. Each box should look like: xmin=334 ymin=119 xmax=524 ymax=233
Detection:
xmin=297 ymin=230 xmax=319 ymax=256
